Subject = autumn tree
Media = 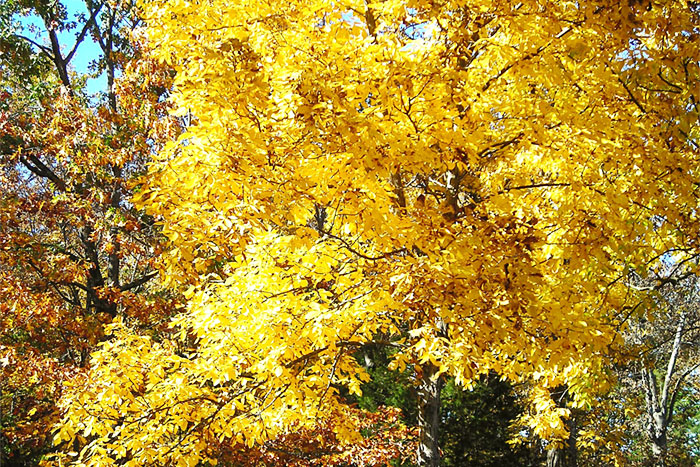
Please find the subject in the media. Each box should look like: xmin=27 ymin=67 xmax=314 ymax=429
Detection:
xmin=616 ymin=270 xmax=700 ymax=466
xmin=531 ymin=268 xmax=700 ymax=467
xmin=0 ymin=1 xmax=180 ymax=464
xmin=56 ymin=0 xmax=700 ymax=466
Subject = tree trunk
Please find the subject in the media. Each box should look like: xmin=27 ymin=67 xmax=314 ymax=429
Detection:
xmin=567 ymin=416 xmax=579 ymax=467
xmin=416 ymin=362 xmax=443 ymax=467
xmin=546 ymin=388 xmax=578 ymax=467
xmin=649 ymin=411 xmax=667 ymax=467
xmin=546 ymin=447 xmax=564 ymax=467
xmin=545 ymin=424 xmax=578 ymax=467
xmin=640 ymin=307 xmax=688 ymax=467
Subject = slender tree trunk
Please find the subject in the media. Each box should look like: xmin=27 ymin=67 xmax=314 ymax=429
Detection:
xmin=650 ymin=427 xmax=667 ymax=467
xmin=546 ymin=447 xmax=564 ymax=467
xmin=108 ymin=165 xmax=121 ymax=290
xmin=546 ymin=388 xmax=578 ymax=467
xmin=640 ymin=308 xmax=688 ymax=467
xmin=416 ymin=362 xmax=443 ymax=467
xmin=545 ymin=425 xmax=578 ymax=467
xmin=567 ymin=416 xmax=579 ymax=467
xmin=646 ymin=398 xmax=668 ymax=467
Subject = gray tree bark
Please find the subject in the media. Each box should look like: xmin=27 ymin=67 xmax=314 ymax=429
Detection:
xmin=544 ymin=419 xmax=579 ymax=467
xmin=416 ymin=362 xmax=443 ymax=467
xmin=641 ymin=308 xmax=688 ymax=467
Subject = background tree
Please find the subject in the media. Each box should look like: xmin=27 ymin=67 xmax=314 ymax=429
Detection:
xmin=0 ymin=1 xmax=180 ymax=464
xmin=622 ymin=270 xmax=700 ymax=466
xmin=554 ymin=269 xmax=700 ymax=467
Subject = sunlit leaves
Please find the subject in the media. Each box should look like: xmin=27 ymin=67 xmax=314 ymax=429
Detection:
xmin=55 ymin=0 xmax=700 ymax=464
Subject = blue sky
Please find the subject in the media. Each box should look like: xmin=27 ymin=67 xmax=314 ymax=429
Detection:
xmin=17 ymin=0 xmax=107 ymax=94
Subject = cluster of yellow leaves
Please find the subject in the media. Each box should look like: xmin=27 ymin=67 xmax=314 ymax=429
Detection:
xmin=56 ymin=0 xmax=699 ymax=464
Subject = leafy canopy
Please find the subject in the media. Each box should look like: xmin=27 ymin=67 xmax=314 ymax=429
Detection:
xmin=56 ymin=0 xmax=700 ymax=465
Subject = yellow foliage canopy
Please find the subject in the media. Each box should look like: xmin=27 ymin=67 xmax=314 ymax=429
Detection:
xmin=56 ymin=0 xmax=700 ymax=465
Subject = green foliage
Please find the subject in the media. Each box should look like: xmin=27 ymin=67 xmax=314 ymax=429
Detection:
xmin=353 ymin=344 xmax=537 ymax=466
xmin=440 ymin=376 xmax=538 ymax=467
xmin=662 ymin=388 xmax=700 ymax=465
xmin=354 ymin=345 xmax=418 ymax=426
xmin=0 ymin=0 xmax=53 ymax=87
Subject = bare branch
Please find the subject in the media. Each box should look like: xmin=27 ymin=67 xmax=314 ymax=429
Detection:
xmin=65 ymin=3 xmax=104 ymax=64
xmin=19 ymin=154 xmax=67 ymax=191
xmin=119 ymin=272 xmax=158 ymax=292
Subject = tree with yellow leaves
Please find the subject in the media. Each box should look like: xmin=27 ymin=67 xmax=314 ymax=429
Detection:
xmin=0 ymin=1 xmax=181 ymax=463
xmin=55 ymin=0 xmax=700 ymax=466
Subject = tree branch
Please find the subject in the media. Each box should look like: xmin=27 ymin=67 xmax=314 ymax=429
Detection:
xmin=500 ymin=182 xmax=570 ymax=193
xmin=660 ymin=309 xmax=687 ymax=411
xmin=119 ymin=272 xmax=158 ymax=292
xmin=666 ymin=361 xmax=700 ymax=427
xmin=19 ymin=154 xmax=67 ymax=191
xmin=618 ymin=78 xmax=646 ymax=114
xmin=320 ymin=228 xmax=408 ymax=261
xmin=15 ymin=34 xmax=54 ymax=57
xmin=65 ymin=3 xmax=104 ymax=64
